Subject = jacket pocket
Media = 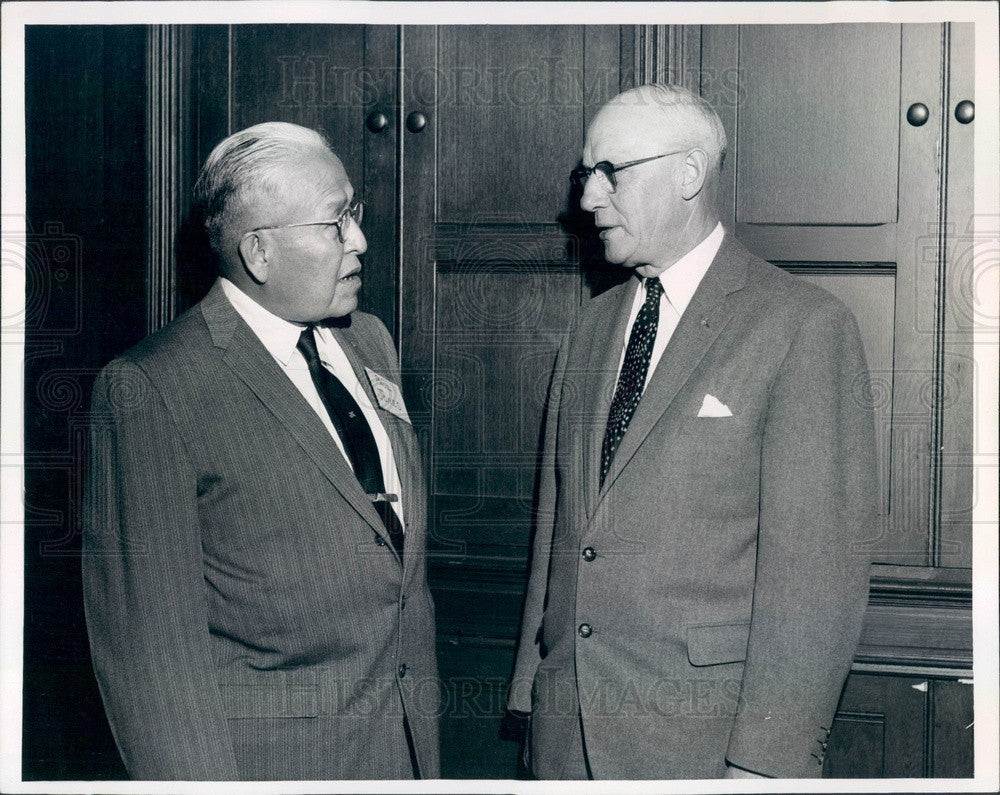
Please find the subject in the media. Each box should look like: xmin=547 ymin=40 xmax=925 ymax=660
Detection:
xmin=686 ymin=621 xmax=751 ymax=666
xmin=219 ymin=684 xmax=319 ymax=718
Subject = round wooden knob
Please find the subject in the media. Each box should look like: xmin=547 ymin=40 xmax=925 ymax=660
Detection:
xmin=406 ymin=111 xmax=428 ymax=133
xmin=906 ymin=102 xmax=929 ymax=127
xmin=954 ymin=100 xmax=974 ymax=124
xmin=366 ymin=111 xmax=389 ymax=133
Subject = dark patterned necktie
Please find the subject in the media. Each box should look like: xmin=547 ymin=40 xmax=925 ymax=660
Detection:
xmin=600 ymin=277 xmax=663 ymax=488
xmin=297 ymin=327 xmax=404 ymax=555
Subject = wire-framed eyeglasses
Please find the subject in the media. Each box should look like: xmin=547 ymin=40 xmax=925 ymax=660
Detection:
xmin=570 ymin=150 xmax=687 ymax=193
xmin=251 ymin=198 xmax=364 ymax=244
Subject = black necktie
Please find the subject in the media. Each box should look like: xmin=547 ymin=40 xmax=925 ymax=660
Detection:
xmin=297 ymin=327 xmax=404 ymax=556
xmin=600 ymin=277 xmax=663 ymax=488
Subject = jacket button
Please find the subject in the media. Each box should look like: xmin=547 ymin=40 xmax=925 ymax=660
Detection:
xmin=400 ymin=594 xmax=407 ymax=610
xmin=578 ymin=623 xmax=592 ymax=638
xmin=398 ymin=664 xmax=409 ymax=678
xmin=374 ymin=534 xmax=387 ymax=547
xmin=582 ymin=547 xmax=596 ymax=562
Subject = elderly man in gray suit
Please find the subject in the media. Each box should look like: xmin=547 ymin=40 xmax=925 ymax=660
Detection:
xmin=508 ymin=84 xmax=876 ymax=779
xmin=83 ymin=122 xmax=438 ymax=780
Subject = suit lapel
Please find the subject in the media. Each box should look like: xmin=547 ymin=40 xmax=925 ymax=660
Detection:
xmin=582 ymin=280 xmax=638 ymax=519
xmin=199 ymin=284 xmax=391 ymax=544
xmin=595 ymin=236 xmax=751 ymax=504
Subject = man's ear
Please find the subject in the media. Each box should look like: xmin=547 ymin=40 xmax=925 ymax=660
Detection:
xmin=680 ymin=148 xmax=710 ymax=200
xmin=238 ymin=231 xmax=269 ymax=284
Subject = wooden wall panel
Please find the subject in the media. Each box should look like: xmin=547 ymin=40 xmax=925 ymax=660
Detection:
xmin=938 ymin=22 xmax=976 ymax=568
xmin=931 ymin=679 xmax=974 ymax=777
xmin=23 ymin=25 xmax=147 ymax=780
xmin=702 ymin=23 xmax=955 ymax=567
xmin=736 ymin=25 xmax=901 ymax=225
xmin=825 ymin=674 xmax=927 ymax=777
xmin=436 ymin=26 xmax=584 ymax=224
xmin=437 ymin=639 xmax=520 ymax=778
xmin=230 ymin=25 xmax=366 ymax=166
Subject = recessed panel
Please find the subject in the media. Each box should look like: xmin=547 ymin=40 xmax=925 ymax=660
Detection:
xmin=230 ymin=25 xmax=366 ymax=182
xmin=433 ymin=266 xmax=579 ymax=506
xmin=437 ymin=26 xmax=586 ymax=224
xmin=736 ymin=25 xmax=901 ymax=225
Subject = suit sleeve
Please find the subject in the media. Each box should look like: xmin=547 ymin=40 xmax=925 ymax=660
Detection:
xmin=507 ymin=334 xmax=570 ymax=713
xmin=82 ymin=360 xmax=239 ymax=780
xmin=725 ymin=299 xmax=875 ymax=778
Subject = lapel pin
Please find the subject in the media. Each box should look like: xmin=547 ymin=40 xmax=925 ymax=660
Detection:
xmin=700 ymin=316 xmax=709 ymax=328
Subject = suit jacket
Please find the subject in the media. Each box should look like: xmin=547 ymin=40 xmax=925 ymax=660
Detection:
xmin=83 ymin=281 xmax=440 ymax=781
xmin=509 ymin=235 xmax=875 ymax=779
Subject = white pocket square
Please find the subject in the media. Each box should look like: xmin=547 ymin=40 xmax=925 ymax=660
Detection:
xmin=697 ymin=394 xmax=733 ymax=418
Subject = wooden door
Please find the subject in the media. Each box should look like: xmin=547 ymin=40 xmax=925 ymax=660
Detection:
xmin=700 ymin=23 xmax=970 ymax=569
xmin=398 ymin=25 xmax=628 ymax=776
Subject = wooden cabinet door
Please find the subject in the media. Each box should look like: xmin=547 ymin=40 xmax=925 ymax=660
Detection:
xmin=399 ymin=24 xmax=623 ymax=623
xmin=823 ymin=673 xmax=973 ymax=777
xmin=397 ymin=25 xmax=628 ymax=776
xmin=701 ymin=24 xmax=972 ymax=569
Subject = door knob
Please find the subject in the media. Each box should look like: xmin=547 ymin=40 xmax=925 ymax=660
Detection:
xmin=954 ymin=100 xmax=974 ymax=124
xmin=406 ymin=111 xmax=428 ymax=133
xmin=906 ymin=102 xmax=929 ymax=127
xmin=366 ymin=111 xmax=389 ymax=133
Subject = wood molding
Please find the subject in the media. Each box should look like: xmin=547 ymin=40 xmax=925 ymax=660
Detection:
xmin=145 ymin=25 xmax=193 ymax=334
xmin=631 ymin=25 xmax=702 ymax=89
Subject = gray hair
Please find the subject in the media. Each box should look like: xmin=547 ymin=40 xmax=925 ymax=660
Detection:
xmin=611 ymin=83 xmax=728 ymax=174
xmin=193 ymin=121 xmax=332 ymax=261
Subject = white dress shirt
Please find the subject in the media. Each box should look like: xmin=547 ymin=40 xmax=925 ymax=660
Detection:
xmin=618 ymin=223 xmax=725 ymax=387
xmin=220 ymin=278 xmax=405 ymax=525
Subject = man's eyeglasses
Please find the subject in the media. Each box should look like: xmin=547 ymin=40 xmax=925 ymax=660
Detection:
xmin=570 ymin=150 xmax=687 ymax=193
xmin=251 ymin=199 xmax=364 ymax=244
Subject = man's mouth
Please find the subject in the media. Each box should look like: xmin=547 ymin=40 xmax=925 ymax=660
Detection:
xmin=339 ymin=269 xmax=361 ymax=284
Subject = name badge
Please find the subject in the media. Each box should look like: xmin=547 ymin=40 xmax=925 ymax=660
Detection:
xmin=365 ymin=367 xmax=411 ymax=425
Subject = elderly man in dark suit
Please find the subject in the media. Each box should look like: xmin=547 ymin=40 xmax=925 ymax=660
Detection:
xmin=508 ymin=84 xmax=876 ymax=779
xmin=83 ymin=122 xmax=438 ymax=781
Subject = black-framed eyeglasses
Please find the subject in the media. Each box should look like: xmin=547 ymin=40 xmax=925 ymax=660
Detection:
xmin=570 ymin=150 xmax=687 ymax=193
xmin=251 ymin=198 xmax=364 ymax=244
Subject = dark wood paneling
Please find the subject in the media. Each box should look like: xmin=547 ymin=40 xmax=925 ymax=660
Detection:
xmin=825 ymin=673 xmax=928 ymax=777
xmin=177 ymin=25 xmax=229 ymax=315
xmin=886 ymin=23 xmax=948 ymax=567
xmin=436 ymin=26 xmax=584 ymax=224
xmin=702 ymin=23 xmax=954 ymax=568
xmin=737 ymin=24 xmax=901 ymax=225
xmin=23 ymin=24 xmax=147 ymax=780
xmin=437 ymin=638 xmax=520 ymax=778
xmin=931 ymin=679 xmax=974 ymax=777
xmin=938 ymin=22 xmax=976 ymax=568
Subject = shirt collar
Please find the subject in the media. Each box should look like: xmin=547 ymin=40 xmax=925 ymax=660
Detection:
xmin=219 ymin=277 xmax=305 ymax=366
xmin=644 ymin=222 xmax=725 ymax=315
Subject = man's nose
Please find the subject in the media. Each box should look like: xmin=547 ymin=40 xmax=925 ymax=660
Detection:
xmin=345 ymin=222 xmax=367 ymax=255
xmin=580 ymin=176 xmax=608 ymax=213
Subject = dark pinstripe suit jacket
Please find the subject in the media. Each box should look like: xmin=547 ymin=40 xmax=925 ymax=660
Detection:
xmin=83 ymin=281 xmax=439 ymax=781
xmin=509 ymin=235 xmax=875 ymax=779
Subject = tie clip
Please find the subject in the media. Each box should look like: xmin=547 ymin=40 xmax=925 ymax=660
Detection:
xmin=369 ymin=492 xmax=399 ymax=503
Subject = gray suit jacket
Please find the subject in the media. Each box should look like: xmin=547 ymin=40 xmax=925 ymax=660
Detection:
xmin=509 ymin=235 xmax=875 ymax=779
xmin=83 ymin=281 xmax=439 ymax=780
